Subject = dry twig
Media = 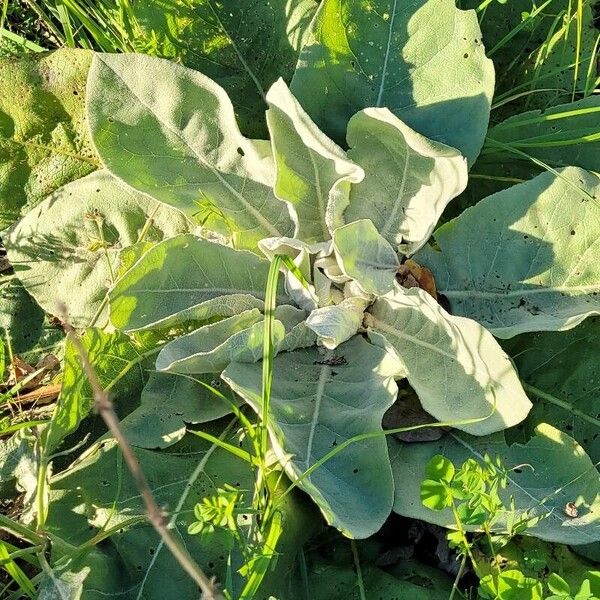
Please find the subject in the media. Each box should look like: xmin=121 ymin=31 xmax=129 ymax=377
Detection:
xmin=59 ymin=304 xmax=224 ymax=600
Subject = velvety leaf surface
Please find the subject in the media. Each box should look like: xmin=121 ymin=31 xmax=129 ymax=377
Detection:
xmin=6 ymin=170 xmax=191 ymax=327
xmin=132 ymin=0 xmax=317 ymax=138
xmin=344 ymin=109 xmax=467 ymax=254
xmin=390 ymin=424 xmax=600 ymax=545
xmin=156 ymin=310 xmax=285 ymax=373
xmin=290 ymin=0 xmax=494 ymax=164
xmin=87 ymin=53 xmax=295 ymax=249
xmin=368 ymin=287 xmax=532 ymax=435
xmin=266 ymin=78 xmax=364 ymax=243
xmin=121 ymin=372 xmax=235 ymax=449
xmin=306 ymin=297 xmax=368 ymax=349
xmin=333 ymin=219 xmax=399 ymax=295
xmin=503 ymin=317 xmax=600 ymax=463
xmin=223 ymin=336 xmax=400 ymax=538
xmin=0 ymin=48 xmax=98 ymax=229
xmin=419 ymin=167 xmax=600 ymax=338
xmin=109 ymin=234 xmax=283 ymax=331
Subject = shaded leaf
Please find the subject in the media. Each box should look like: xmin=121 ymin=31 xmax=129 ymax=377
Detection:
xmin=487 ymin=97 xmax=600 ymax=173
xmin=0 ymin=279 xmax=63 ymax=363
xmin=133 ymin=0 xmax=317 ymax=138
xmin=419 ymin=167 xmax=600 ymax=338
xmin=503 ymin=317 xmax=600 ymax=464
xmin=390 ymin=423 xmax=600 ymax=545
xmin=290 ymin=0 xmax=494 ymax=164
xmin=122 ymin=372 xmax=235 ymax=449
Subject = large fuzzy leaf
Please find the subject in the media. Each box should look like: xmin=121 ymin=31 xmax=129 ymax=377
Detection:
xmin=132 ymin=0 xmax=317 ymax=138
xmin=503 ymin=317 xmax=600 ymax=464
xmin=333 ymin=219 xmax=399 ymax=295
xmin=390 ymin=423 xmax=600 ymax=545
xmin=419 ymin=167 xmax=600 ymax=338
xmin=87 ymin=53 xmax=295 ymax=249
xmin=45 ymin=429 xmax=315 ymax=599
xmin=343 ymin=109 xmax=467 ymax=254
xmin=121 ymin=373 xmax=235 ymax=449
xmin=223 ymin=336 xmax=400 ymax=538
xmin=290 ymin=0 xmax=494 ymax=164
xmin=6 ymin=170 xmax=191 ymax=327
xmin=156 ymin=310 xmax=285 ymax=373
xmin=368 ymin=287 xmax=531 ymax=436
xmin=109 ymin=234 xmax=283 ymax=331
xmin=300 ymin=562 xmax=452 ymax=599
xmin=265 ymin=78 xmax=364 ymax=243
xmin=0 ymin=49 xmax=98 ymax=229
xmin=45 ymin=433 xmax=249 ymax=597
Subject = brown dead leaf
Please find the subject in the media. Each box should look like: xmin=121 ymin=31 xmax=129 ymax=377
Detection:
xmin=396 ymin=259 xmax=437 ymax=299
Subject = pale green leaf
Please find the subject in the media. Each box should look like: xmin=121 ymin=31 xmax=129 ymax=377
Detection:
xmin=333 ymin=219 xmax=399 ymax=295
xmin=368 ymin=287 xmax=531 ymax=435
xmin=343 ymin=109 xmax=467 ymax=254
xmin=121 ymin=372 xmax=235 ymax=449
xmin=265 ymin=78 xmax=364 ymax=243
xmin=290 ymin=0 xmax=494 ymax=164
xmin=306 ymin=297 xmax=368 ymax=349
xmin=418 ymin=167 xmax=600 ymax=338
xmin=156 ymin=310 xmax=285 ymax=373
xmin=0 ymin=49 xmax=98 ymax=229
xmin=87 ymin=53 xmax=295 ymax=249
xmin=390 ymin=424 xmax=600 ymax=545
xmin=132 ymin=0 xmax=317 ymax=138
xmin=109 ymin=234 xmax=284 ymax=331
xmin=276 ymin=305 xmax=318 ymax=351
xmin=223 ymin=336 xmax=399 ymax=538
xmin=6 ymin=170 xmax=191 ymax=327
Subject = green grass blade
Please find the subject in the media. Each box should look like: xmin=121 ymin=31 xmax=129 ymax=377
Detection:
xmin=487 ymin=0 xmax=555 ymax=57
xmin=0 ymin=541 xmax=36 ymax=598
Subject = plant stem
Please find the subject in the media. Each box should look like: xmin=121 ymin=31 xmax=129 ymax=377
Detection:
xmin=59 ymin=305 xmax=224 ymax=600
